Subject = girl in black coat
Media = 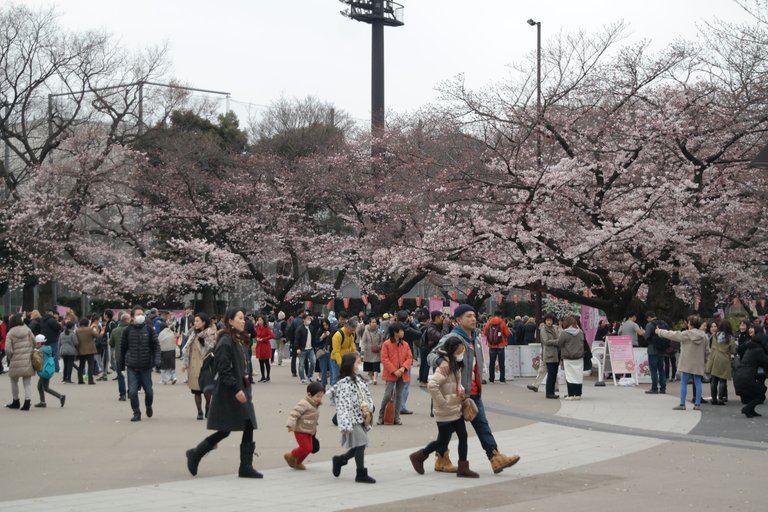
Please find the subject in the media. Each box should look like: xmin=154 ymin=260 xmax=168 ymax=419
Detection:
xmin=185 ymin=308 xmax=262 ymax=478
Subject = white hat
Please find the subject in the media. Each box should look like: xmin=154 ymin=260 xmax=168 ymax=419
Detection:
xmin=35 ymin=334 xmax=46 ymax=344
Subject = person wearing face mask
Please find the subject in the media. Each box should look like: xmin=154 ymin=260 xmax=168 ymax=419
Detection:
xmin=409 ymin=336 xmax=478 ymax=478
xmin=428 ymin=304 xmax=520 ymax=474
xmin=119 ymin=306 xmax=161 ymax=422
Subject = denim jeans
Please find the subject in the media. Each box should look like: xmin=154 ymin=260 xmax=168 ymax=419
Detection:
xmin=648 ymin=354 xmax=666 ymax=391
xmin=298 ymin=349 xmax=316 ymax=381
xmin=469 ymin=394 xmax=498 ymax=459
xmin=401 ymin=379 xmax=410 ymax=411
xmin=488 ymin=347 xmax=505 ymax=382
xmin=127 ymin=367 xmax=154 ymax=415
xmin=330 ymin=359 xmax=340 ymax=385
xmin=679 ymin=372 xmax=702 ymax=406
xmin=317 ymin=352 xmax=330 ymax=386
xmin=116 ymin=368 xmax=126 ymax=398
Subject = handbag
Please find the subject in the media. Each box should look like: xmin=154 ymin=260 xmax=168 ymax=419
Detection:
xmin=315 ymin=347 xmax=327 ymax=359
xmin=357 ymin=384 xmax=374 ymax=428
xmin=383 ymin=389 xmax=396 ymax=425
xmin=462 ymin=397 xmax=478 ymax=422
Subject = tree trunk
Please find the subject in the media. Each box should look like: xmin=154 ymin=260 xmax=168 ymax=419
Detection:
xmin=37 ymin=281 xmax=55 ymax=313
xmin=22 ymin=281 xmax=36 ymax=312
xmin=644 ymin=270 xmax=690 ymax=322
xmin=201 ymin=286 xmax=216 ymax=316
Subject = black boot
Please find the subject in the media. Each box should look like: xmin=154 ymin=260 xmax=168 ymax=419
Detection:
xmin=5 ymin=399 xmax=20 ymax=409
xmin=20 ymin=400 xmax=31 ymax=411
xmin=332 ymin=455 xmax=347 ymax=477
xmin=238 ymin=442 xmax=263 ymax=478
xmin=355 ymin=467 xmax=376 ymax=484
xmin=186 ymin=439 xmax=217 ymax=476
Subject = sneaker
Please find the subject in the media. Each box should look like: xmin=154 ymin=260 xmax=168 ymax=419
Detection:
xmin=400 ymin=409 xmax=413 ymax=415
xmin=564 ymin=396 xmax=575 ymax=401
xmin=645 ymin=390 xmax=658 ymax=394
xmin=673 ymin=405 xmax=686 ymax=411
xmin=300 ymin=379 xmax=307 ymax=384
xmin=499 ymin=380 xmax=507 ymax=384
xmin=34 ymin=402 xmax=46 ymax=408
xmin=693 ymin=405 xmax=701 ymax=411
xmin=527 ymin=385 xmax=539 ymax=392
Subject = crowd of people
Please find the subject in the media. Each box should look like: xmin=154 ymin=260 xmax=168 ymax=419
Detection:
xmin=2 ymin=301 xmax=765 ymax=482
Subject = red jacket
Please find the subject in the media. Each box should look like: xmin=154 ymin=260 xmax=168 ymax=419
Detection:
xmin=380 ymin=338 xmax=413 ymax=382
xmin=484 ymin=317 xmax=511 ymax=348
xmin=254 ymin=325 xmax=274 ymax=360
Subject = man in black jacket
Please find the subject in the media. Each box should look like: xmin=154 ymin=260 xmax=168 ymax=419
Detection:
xmin=40 ymin=310 xmax=63 ymax=373
xmin=419 ymin=311 xmax=444 ymax=386
xmin=120 ymin=306 xmax=161 ymax=422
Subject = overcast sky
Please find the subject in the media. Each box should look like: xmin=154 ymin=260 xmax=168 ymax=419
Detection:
xmin=18 ymin=0 xmax=757 ymax=126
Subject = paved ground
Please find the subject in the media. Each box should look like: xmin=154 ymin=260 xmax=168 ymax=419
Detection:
xmin=0 ymin=359 xmax=765 ymax=511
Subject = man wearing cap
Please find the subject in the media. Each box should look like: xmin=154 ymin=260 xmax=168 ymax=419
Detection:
xmin=644 ymin=311 xmax=666 ymax=394
xmin=428 ymin=304 xmax=520 ymax=474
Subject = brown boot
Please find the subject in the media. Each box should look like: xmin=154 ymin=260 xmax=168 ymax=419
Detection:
xmin=409 ymin=449 xmax=428 ymax=474
xmin=434 ymin=450 xmax=458 ymax=473
xmin=490 ymin=449 xmax=520 ymax=474
xmin=284 ymin=452 xmax=301 ymax=470
xmin=457 ymin=460 xmax=479 ymax=478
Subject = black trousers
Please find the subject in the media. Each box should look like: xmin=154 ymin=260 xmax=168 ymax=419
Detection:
xmin=710 ymin=376 xmax=728 ymax=401
xmin=62 ymin=355 xmax=76 ymax=382
xmin=424 ymin=418 xmax=468 ymax=460
xmin=37 ymin=378 xmax=63 ymax=403
xmin=205 ymin=420 xmax=255 ymax=445
xmin=545 ymin=362 xmax=559 ymax=395
xmin=78 ymin=354 xmax=95 ymax=383
xmin=664 ymin=354 xmax=677 ymax=379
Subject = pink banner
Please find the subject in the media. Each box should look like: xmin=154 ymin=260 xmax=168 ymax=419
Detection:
xmin=606 ymin=336 xmax=636 ymax=374
xmin=429 ymin=299 xmax=443 ymax=313
xmin=449 ymin=301 xmax=459 ymax=316
xmin=580 ymin=305 xmax=601 ymax=347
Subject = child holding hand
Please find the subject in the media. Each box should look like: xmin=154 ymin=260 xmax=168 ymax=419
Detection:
xmin=285 ymin=381 xmax=325 ymax=470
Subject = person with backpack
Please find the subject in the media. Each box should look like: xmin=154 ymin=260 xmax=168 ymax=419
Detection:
xmin=33 ymin=334 xmax=65 ymax=408
xmin=274 ymin=311 xmax=287 ymax=366
xmin=5 ymin=314 xmax=36 ymax=410
xmin=185 ymin=308 xmax=262 ymax=479
xmin=330 ymin=317 xmax=358 ymax=385
xmin=120 ymin=306 xmax=161 ymax=422
xmin=643 ymin=311 xmax=668 ymax=395
xmin=483 ymin=313 xmax=511 ymax=384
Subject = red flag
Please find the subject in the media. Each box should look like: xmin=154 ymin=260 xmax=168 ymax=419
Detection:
xmin=361 ymin=294 xmax=369 ymax=305
xmin=497 ymin=293 xmax=504 ymax=304
xmin=451 ymin=290 xmax=458 ymax=300
xmin=514 ymin=294 xmax=519 ymax=304
xmin=465 ymin=288 xmax=472 ymax=297
xmin=343 ymin=298 xmax=350 ymax=310
xmin=326 ymin=299 xmax=334 ymax=310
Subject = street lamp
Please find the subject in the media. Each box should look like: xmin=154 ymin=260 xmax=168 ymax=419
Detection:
xmin=528 ymin=18 xmax=543 ymax=325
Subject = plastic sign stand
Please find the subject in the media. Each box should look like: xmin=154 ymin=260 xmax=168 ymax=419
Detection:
xmin=605 ymin=336 xmax=639 ymax=386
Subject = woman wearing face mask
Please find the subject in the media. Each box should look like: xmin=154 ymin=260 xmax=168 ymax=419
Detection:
xmin=183 ymin=313 xmax=215 ymax=419
xmin=185 ymin=308 xmax=262 ymax=478
xmin=360 ymin=317 xmax=383 ymax=385
xmin=328 ymin=352 xmax=376 ymax=483
xmin=314 ymin=319 xmax=333 ymax=386
xmin=409 ymin=336 xmax=478 ymax=478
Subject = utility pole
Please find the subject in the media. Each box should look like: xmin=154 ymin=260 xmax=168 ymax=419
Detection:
xmin=528 ymin=18 xmax=543 ymax=325
xmin=340 ymin=1 xmax=405 ymax=150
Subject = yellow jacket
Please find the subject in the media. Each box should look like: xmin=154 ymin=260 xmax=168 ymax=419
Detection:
xmin=331 ymin=329 xmax=356 ymax=365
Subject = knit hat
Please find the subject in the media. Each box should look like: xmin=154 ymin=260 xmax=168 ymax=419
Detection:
xmin=35 ymin=334 xmax=46 ymax=344
xmin=453 ymin=304 xmax=476 ymax=319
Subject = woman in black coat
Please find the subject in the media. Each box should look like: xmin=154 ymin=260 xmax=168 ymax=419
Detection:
xmin=733 ymin=336 xmax=768 ymax=418
xmin=185 ymin=308 xmax=262 ymax=478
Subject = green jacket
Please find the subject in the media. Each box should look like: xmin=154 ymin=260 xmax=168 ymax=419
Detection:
xmin=110 ymin=321 xmax=128 ymax=367
xmin=705 ymin=333 xmax=736 ymax=380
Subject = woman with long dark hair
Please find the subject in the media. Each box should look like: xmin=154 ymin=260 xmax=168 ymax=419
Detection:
xmin=409 ymin=336 xmax=478 ymax=477
xmin=183 ymin=313 xmax=215 ymax=420
xmin=706 ymin=320 xmax=736 ymax=405
xmin=185 ymin=308 xmax=262 ymax=478
xmin=315 ymin=319 xmax=333 ymax=386
xmin=328 ymin=352 xmax=376 ymax=483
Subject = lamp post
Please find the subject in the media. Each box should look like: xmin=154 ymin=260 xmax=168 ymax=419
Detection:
xmin=528 ymin=18 xmax=543 ymax=325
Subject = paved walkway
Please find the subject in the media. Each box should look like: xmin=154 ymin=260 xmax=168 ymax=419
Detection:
xmin=1 ymin=385 xmax=702 ymax=512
